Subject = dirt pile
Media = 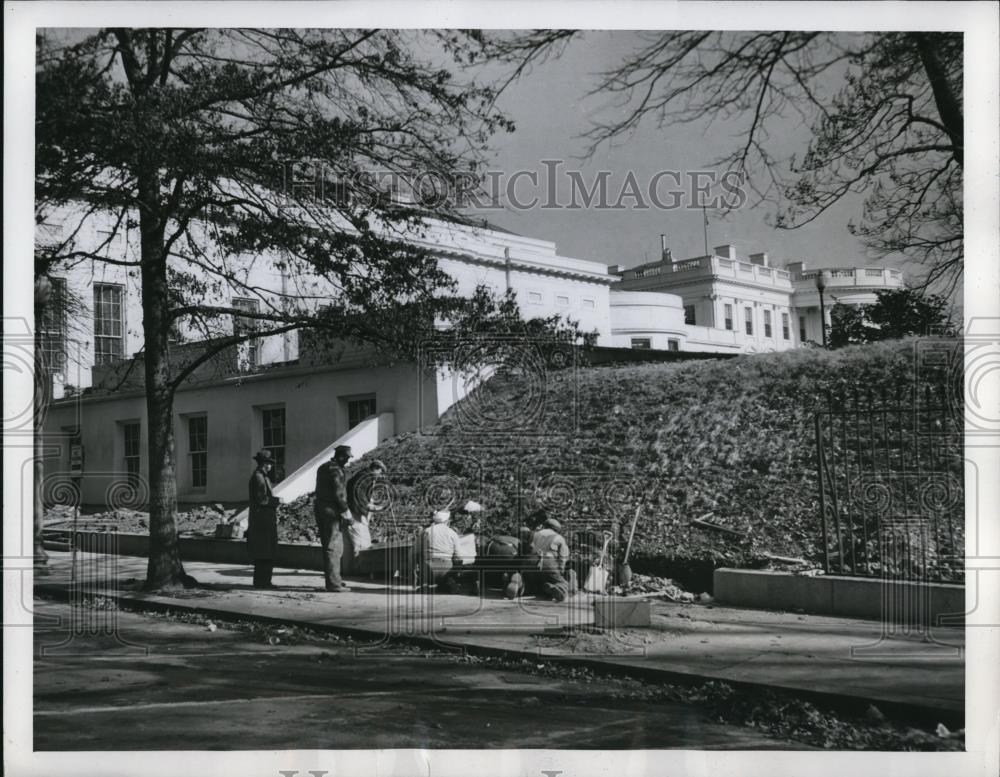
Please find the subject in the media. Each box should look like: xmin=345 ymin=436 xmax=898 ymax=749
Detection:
xmin=46 ymin=503 xmax=238 ymax=537
xmin=609 ymin=573 xmax=694 ymax=601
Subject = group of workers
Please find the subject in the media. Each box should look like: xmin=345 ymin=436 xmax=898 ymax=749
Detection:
xmin=247 ymin=443 xmax=383 ymax=591
xmin=246 ymin=445 xmax=580 ymax=602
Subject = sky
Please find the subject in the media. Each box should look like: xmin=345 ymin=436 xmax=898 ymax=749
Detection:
xmin=469 ymin=31 xmax=881 ymax=274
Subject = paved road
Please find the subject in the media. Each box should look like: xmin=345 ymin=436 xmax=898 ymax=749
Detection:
xmin=33 ymin=600 xmax=807 ymax=750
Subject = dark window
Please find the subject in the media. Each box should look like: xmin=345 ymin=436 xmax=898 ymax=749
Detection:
xmin=744 ymin=307 xmax=754 ymax=336
xmin=122 ymin=421 xmax=140 ymax=488
xmin=347 ymin=395 xmax=377 ymax=429
xmin=630 ymin=338 xmax=651 ymax=350
xmin=188 ymin=416 xmax=207 ymax=489
xmin=261 ymin=407 xmax=286 ymax=481
xmin=94 ymin=284 xmax=124 ymax=364
xmin=684 ymin=304 xmax=696 ymax=325
xmin=724 ymin=303 xmax=733 ymax=331
xmin=232 ymin=298 xmax=260 ymax=370
xmin=667 ymin=339 xmax=680 ymax=352
xmin=39 ymin=277 xmax=67 ymax=377
xmin=799 ymin=316 xmax=807 ymax=342
xmin=764 ymin=310 xmax=773 ymax=338
xmin=782 ymin=313 xmax=790 ymax=340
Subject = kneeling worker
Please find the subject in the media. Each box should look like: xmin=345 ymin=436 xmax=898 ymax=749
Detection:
xmin=421 ymin=510 xmax=464 ymax=594
xmin=530 ymin=516 xmax=577 ymax=602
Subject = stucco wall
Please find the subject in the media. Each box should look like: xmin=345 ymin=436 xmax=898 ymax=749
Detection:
xmin=43 ymin=362 xmax=438 ymax=504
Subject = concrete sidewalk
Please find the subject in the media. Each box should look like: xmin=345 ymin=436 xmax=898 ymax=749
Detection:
xmin=34 ymin=551 xmax=964 ymax=721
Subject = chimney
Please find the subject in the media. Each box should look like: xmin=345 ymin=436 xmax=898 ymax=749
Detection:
xmin=749 ymin=252 xmax=769 ymax=267
xmin=713 ymin=244 xmax=736 ymax=260
xmin=785 ymin=261 xmax=806 ymax=274
xmin=659 ymin=234 xmax=672 ymax=262
xmin=607 ymin=264 xmax=624 ymax=276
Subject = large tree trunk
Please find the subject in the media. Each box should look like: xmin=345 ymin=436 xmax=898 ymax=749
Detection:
xmin=33 ymin=278 xmax=51 ymax=574
xmin=138 ymin=174 xmax=193 ymax=590
xmin=909 ymin=33 xmax=964 ymax=168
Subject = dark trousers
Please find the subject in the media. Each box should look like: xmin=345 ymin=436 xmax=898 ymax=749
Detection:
xmin=424 ymin=557 xmax=461 ymax=593
xmin=253 ymin=560 xmax=274 ymax=587
xmin=316 ymin=513 xmax=345 ymax=589
xmin=531 ymin=556 xmax=575 ymax=601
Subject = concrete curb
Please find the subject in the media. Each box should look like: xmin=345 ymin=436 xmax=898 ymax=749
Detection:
xmin=34 ymin=580 xmax=963 ymax=727
xmin=713 ymin=568 xmax=965 ymax=627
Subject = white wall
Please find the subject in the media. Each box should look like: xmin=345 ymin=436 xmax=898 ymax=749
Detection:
xmin=43 ymin=361 xmax=440 ymax=504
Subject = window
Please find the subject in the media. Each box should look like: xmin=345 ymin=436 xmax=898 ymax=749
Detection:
xmin=39 ymin=277 xmax=67 ymax=377
xmin=347 ymin=395 xmax=377 ymax=429
xmin=94 ymin=284 xmax=124 ymax=365
xmin=667 ymin=339 xmax=680 ymax=352
xmin=723 ymin=303 xmax=733 ymax=331
xmin=799 ymin=316 xmax=807 ymax=342
xmin=782 ymin=312 xmax=790 ymax=340
xmin=630 ymin=338 xmax=651 ymax=350
xmin=556 ymin=295 xmax=569 ymax=306
xmin=261 ymin=407 xmax=286 ymax=481
xmin=232 ymin=298 xmax=260 ymax=369
xmin=527 ymin=291 xmax=543 ymax=304
xmin=188 ymin=416 xmax=207 ymax=489
xmin=122 ymin=421 xmax=140 ymax=488
xmin=582 ymin=298 xmax=595 ymax=309
xmin=763 ymin=310 xmax=773 ymax=338
xmin=684 ymin=304 xmax=696 ymax=325
xmin=744 ymin=307 xmax=754 ymax=335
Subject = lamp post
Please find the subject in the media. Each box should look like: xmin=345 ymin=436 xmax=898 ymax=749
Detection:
xmin=815 ymin=270 xmax=832 ymax=348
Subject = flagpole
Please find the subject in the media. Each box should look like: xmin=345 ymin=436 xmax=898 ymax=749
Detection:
xmin=702 ymin=203 xmax=709 ymax=256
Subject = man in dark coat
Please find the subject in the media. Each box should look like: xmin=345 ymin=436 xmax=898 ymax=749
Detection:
xmin=247 ymin=450 xmax=280 ymax=588
xmin=314 ymin=444 xmax=353 ymax=592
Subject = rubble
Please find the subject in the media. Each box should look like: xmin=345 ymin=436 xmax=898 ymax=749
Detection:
xmin=609 ymin=572 xmax=694 ymax=601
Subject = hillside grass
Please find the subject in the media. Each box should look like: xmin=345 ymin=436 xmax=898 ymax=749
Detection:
xmin=335 ymin=338 xmax=963 ymax=572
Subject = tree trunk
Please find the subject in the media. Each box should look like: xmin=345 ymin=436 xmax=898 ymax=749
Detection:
xmin=33 ymin=279 xmax=51 ymax=574
xmin=138 ymin=174 xmax=194 ymax=590
xmin=909 ymin=33 xmax=964 ymax=167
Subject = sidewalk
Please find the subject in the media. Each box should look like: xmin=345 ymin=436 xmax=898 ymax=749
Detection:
xmin=35 ymin=550 xmax=964 ymax=721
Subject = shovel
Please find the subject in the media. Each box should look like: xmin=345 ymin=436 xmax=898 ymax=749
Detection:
xmin=616 ymin=503 xmax=642 ymax=589
xmin=583 ymin=531 xmax=614 ymax=593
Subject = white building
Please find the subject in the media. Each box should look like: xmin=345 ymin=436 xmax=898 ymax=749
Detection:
xmin=39 ymin=210 xmax=903 ymax=504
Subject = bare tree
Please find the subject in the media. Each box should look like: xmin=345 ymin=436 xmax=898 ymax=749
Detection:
xmin=482 ymin=31 xmax=963 ymax=295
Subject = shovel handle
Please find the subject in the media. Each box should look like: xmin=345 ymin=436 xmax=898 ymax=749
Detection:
xmin=597 ymin=531 xmax=613 ymax=567
xmin=623 ymin=503 xmax=642 ymax=564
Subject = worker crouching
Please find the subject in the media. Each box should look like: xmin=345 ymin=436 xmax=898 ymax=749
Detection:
xmin=420 ymin=510 xmax=466 ymax=594
xmin=529 ymin=516 xmax=578 ymax=602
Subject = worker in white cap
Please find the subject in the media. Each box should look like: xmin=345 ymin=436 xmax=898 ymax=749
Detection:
xmin=420 ymin=509 xmax=464 ymax=593
xmin=451 ymin=499 xmax=483 ymax=543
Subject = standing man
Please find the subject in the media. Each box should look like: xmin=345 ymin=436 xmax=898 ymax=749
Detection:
xmin=247 ymin=450 xmax=280 ymax=588
xmin=343 ymin=459 xmax=387 ymax=572
xmin=314 ymin=444 xmax=353 ymax=592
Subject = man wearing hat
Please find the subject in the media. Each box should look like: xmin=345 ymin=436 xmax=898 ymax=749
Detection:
xmin=419 ymin=509 xmax=464 ymax=594
xmin=529 ymin=512 xmax=577 ymax=602
xmin=248 ymin=450 xmax=280 ymax=588
xmin=313 ymin=444 xmax=353 ymax=592
xmin=343 ymin=459 xmax=388 ymax=573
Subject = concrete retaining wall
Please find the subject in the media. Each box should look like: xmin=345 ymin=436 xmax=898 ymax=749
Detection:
xmin=713 ymin=568 xmax=965 ymax=627
xmin=70 ymin=531 xmax=414 ymax=576
xmin=72 ymin=531 xmax=323 ymax=571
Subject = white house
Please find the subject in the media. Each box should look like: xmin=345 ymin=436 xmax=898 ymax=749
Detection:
xmin=38 ymin=208 xmax=904 ymax=504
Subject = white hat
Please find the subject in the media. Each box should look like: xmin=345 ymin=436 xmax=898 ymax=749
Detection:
xmin=462 ymin=500 xmax=483 ymax=513
xmin=432 ymin=510 xmax=451 ymax=524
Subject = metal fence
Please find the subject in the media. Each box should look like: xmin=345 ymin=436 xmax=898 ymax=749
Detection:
xmin=815 ymin=385 xmax=963 ymax=583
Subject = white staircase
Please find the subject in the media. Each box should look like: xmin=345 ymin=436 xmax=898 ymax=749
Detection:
xmin=234 ymin=412 xmax=395 ymax=528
